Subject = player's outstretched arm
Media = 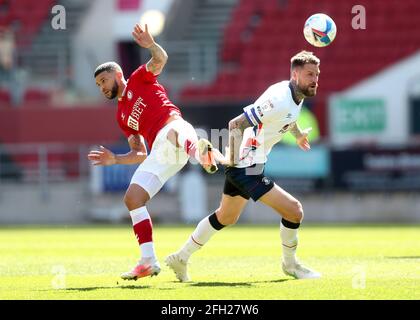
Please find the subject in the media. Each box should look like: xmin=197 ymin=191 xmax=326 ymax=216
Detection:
xmin=290 ymin=123 xmax=312 ymax=151
xmin=87 ymin=135 xmax=147 ymax=166
xmin=132 ymin=23 xmax=168 ymax=75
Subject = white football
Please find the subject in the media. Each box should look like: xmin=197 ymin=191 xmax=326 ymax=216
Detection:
xmin=303 ymin=13 xmax=337 ymax=47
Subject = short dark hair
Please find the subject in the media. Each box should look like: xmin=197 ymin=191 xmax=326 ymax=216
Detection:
xmin=290 ymin=51 xmax=320 ymax=70
xmin=94 ymin=61 xmax=122 ymax=78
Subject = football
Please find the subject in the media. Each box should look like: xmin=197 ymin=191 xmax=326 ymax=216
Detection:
xmin=303 ymin=13 xmax=337 ymax=47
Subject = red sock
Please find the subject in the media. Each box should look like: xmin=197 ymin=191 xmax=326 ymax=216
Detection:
xmin=129 ymin=207 xmax=156 ymax=259
xmin=133 ymin=219 xmax=153 ymax=245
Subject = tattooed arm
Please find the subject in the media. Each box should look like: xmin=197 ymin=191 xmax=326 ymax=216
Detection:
xmin=145 ymin=42 xmax=168 ymax=75
xmin=290 ymin=122 xmax=304 ymax=140
xmin=132 ymin=23 xmax=168 ymax=75
xmin=290 ymin=122 xmax=312 ymax=151
xmin=227 ymin=113 xmax=253 ymax=166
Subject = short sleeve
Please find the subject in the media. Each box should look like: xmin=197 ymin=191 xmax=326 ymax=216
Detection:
xmin=123 ymin=127 xmax=137 ymax=138
xmin=130 ymin=64 xmax=158 ymax=84
xmin=243 ymin=99 xmax=286 ymax=126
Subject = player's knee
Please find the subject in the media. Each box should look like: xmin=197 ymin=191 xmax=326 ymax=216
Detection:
xmin=292 ymin=200 xmax=304 ymax=222
xmin=124 ymin=190 xmax=147 ymax=211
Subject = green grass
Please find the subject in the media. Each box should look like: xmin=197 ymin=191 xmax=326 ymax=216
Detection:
xmin=0 ymin=224 xmax=419 ymax=300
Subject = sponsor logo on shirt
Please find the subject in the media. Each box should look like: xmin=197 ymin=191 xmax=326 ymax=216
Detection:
xmin=131 ymin=97 xmax=147 ymax=121
xmin=127 ymin=115 xmax=139 ymax=131
xmin=261 ymin=100 xmax=274 ymax=113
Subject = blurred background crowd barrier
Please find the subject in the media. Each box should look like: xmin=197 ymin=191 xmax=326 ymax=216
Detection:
xmin=1 ymin=0 xmax=420 ymax=224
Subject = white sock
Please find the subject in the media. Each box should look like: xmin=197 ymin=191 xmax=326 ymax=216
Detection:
xmin=140 ymin=242 xmax=156 ymax=261
xmin=178 ymin=216 xmax=220 ymax=261
xmin=280 ymin=221 xmax=298 ymax=266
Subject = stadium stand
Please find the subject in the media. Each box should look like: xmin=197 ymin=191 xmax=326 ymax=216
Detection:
xmin=178 ymin=0 xmax=420 ymax=135
xmin=0 ymin=0 xmax=55 ymax=48
xmin=0 ymin=0 xmax=88 ymax=108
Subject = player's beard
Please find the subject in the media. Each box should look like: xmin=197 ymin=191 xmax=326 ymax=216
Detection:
xmin=300 ymin=83 xmax=317 ymax=97
xmin=106 ymin=81 xmax=119 ymax=100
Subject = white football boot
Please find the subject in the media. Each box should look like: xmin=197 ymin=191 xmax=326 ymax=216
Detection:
xmin=165 ymin=253 xmax=191 ymax=282
xmin=282 ymin=261 xmax=321 ymax=279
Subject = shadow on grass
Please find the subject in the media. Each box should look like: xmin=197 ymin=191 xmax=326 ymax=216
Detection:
xmin=385 ymin=256 xmax=420 ymax=260
xmin=37 ymin=284 xmax=152 ymax=292
xmin=253 ymin=278 xmax=293 ymax=284
xmin=190 ymin=282 xmax=252 ymax=288
xmin=188 ymin=278 xmax=291 ymax=287
xmin=71 ymin=284 xmax=160 ymax=291
xmin=37 ymin=279 xmax=292 ymax=292
xmin=64 ymin=286 xmax=131 ymax=292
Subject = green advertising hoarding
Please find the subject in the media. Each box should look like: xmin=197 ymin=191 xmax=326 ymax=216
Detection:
xmin=333 ymin=98 xmax=386 ymax=133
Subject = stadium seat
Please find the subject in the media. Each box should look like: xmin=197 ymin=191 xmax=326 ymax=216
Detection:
xmin=0 ymin=89 xmax=11 ymax=107
xmin=23 ymin=88 xmax=51 ymax=106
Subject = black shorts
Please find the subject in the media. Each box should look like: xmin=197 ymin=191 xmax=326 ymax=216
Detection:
xmin=223 ymin=164 xmax=275 ymax=201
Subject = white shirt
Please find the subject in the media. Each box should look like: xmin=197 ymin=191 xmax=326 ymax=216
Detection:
xmin=237 ymin=81 xmax=303 ymax=168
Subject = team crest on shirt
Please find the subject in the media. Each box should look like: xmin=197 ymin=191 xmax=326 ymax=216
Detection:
xmin=256 ymin=105 xmax=264 ymax=118
xmin=127 ymin=90 xmax=133 ymax=100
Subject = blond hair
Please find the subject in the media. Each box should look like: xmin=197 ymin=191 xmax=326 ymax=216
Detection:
xmin=290 ymin=51 xmax=320 ymax=70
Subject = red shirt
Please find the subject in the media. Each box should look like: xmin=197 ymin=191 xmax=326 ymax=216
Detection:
xmin=117 ymin=64 xmax=181 ymax=148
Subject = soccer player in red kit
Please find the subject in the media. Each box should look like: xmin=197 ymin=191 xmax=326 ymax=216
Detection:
xmin=88 ymin=23 xmax=217 ymax=281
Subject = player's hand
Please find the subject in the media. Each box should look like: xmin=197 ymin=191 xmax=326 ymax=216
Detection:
xmin=132 ymin=23 xmax=155 ymax=48
xmin=213 ymin=146 xmax=232 ymax=166
xmin=87 ymin=146 xmax=117 ymax=166
xmin=296 ymin=127 xmax=312 ymax=151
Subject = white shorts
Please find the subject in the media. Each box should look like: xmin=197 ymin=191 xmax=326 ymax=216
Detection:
xmin=130 ymin=119 xmax=197 ymax=198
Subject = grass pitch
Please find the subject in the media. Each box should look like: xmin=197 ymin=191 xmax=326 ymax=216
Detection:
xmin=0 ymin=224 xmax=419 ymax=300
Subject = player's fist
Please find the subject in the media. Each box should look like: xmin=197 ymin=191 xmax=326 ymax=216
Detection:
xmin=132 ymin=23 xmax=155 ymax=48
xmin=296 ymin=127 xmax=312 ymax=151
xmin=87 ymin=146 xmax=117 ymax=166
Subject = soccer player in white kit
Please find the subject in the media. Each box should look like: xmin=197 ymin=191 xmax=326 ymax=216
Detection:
xmin=166 ymin=51 xmax=321 ymax=281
